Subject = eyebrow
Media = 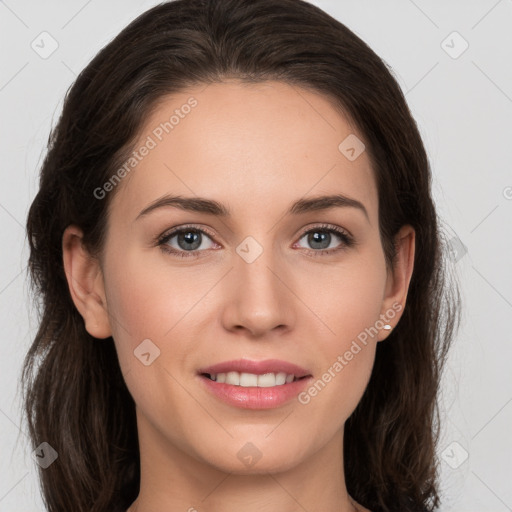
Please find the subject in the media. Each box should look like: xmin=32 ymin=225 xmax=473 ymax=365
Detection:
xmin=136 ymin=193 xmax=369 ymax=222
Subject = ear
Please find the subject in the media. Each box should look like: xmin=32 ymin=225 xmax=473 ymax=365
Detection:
xmin=377 ymin=224 xmax=415 ymax=342
xmin=62 ymin=225 xmax=112 ymax=339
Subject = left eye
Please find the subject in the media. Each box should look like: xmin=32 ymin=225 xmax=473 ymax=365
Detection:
xmin=158 ymin=228 xmax=216 ymax=256
xmin=295 ymin=227 xmax=350 ymax=252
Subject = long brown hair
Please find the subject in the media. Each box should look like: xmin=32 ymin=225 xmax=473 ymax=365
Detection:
xmin=21 ymin=1 xmax=461 ymax=511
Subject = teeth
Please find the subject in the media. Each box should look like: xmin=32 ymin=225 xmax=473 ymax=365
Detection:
xmin=225 ymin=371 xmax=240 ymax=385
xmin=207 ymin=371 xmax=298 ymax=387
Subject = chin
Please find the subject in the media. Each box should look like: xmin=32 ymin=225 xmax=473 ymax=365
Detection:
xmin=196 ymin=438 xmax=308 ymax=475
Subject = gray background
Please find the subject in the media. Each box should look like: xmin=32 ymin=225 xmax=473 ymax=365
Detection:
xmin=1 ymin=0 xmax=511 ymax=510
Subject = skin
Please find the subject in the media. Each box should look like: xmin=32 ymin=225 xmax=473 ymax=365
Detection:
xmin=62 ymin=80 xmax=415 ymax=512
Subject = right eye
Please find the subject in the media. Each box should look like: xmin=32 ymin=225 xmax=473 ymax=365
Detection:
xmin=157 ymin=225 xmax=219 ymax=258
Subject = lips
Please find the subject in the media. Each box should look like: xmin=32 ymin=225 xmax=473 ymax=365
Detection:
xmin=197 ymin=358 xmax=311 ymax=379
xmin=197 ymin=359 xmax=313 ymax=409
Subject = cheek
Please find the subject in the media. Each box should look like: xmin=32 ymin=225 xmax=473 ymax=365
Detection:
xmin=102 ymin=249 xmax=218 ymax=407
xmin=104 ymin=248 xmax=209 ymax=345
xmin=295 ymin=254 xmax=385 ymax=421
xmin=301 ymin=254 xmax=387 ymax=343
xmin=299 ymin=328 xmax=377 ymax=433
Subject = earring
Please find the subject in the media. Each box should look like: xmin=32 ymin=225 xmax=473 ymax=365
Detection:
xmin=383 ymin=324 xmax=392 ymax=331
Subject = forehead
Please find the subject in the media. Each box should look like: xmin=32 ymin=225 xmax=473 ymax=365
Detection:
xmin=108 ymin=80 xmax=378 ymax=227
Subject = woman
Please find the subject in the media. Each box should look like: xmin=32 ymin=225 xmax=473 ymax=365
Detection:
xmin=21 ymin=0 xmax=461 ymax=511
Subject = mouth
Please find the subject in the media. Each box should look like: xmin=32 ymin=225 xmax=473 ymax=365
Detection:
xmin=196 ymin=359 xmax=313 ymax=409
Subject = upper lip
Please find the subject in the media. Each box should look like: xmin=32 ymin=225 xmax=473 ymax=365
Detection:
xmin=198 ymin=359 xmax=311 ymax=378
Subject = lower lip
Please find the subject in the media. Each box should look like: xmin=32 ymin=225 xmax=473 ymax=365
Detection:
xmin=198 ymin=375 xmax=312 ymax=409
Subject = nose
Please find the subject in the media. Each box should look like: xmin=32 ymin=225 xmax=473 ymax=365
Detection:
xmin=220 ymin=241 xmax=296 ymax=338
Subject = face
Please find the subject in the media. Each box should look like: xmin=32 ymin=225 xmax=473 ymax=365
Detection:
xmin=65 ymin=80 xmax=414 ymax=477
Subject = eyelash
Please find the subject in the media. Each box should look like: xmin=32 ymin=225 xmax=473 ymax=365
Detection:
xmin=156 ymin=223 xmax=355 ymax=259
